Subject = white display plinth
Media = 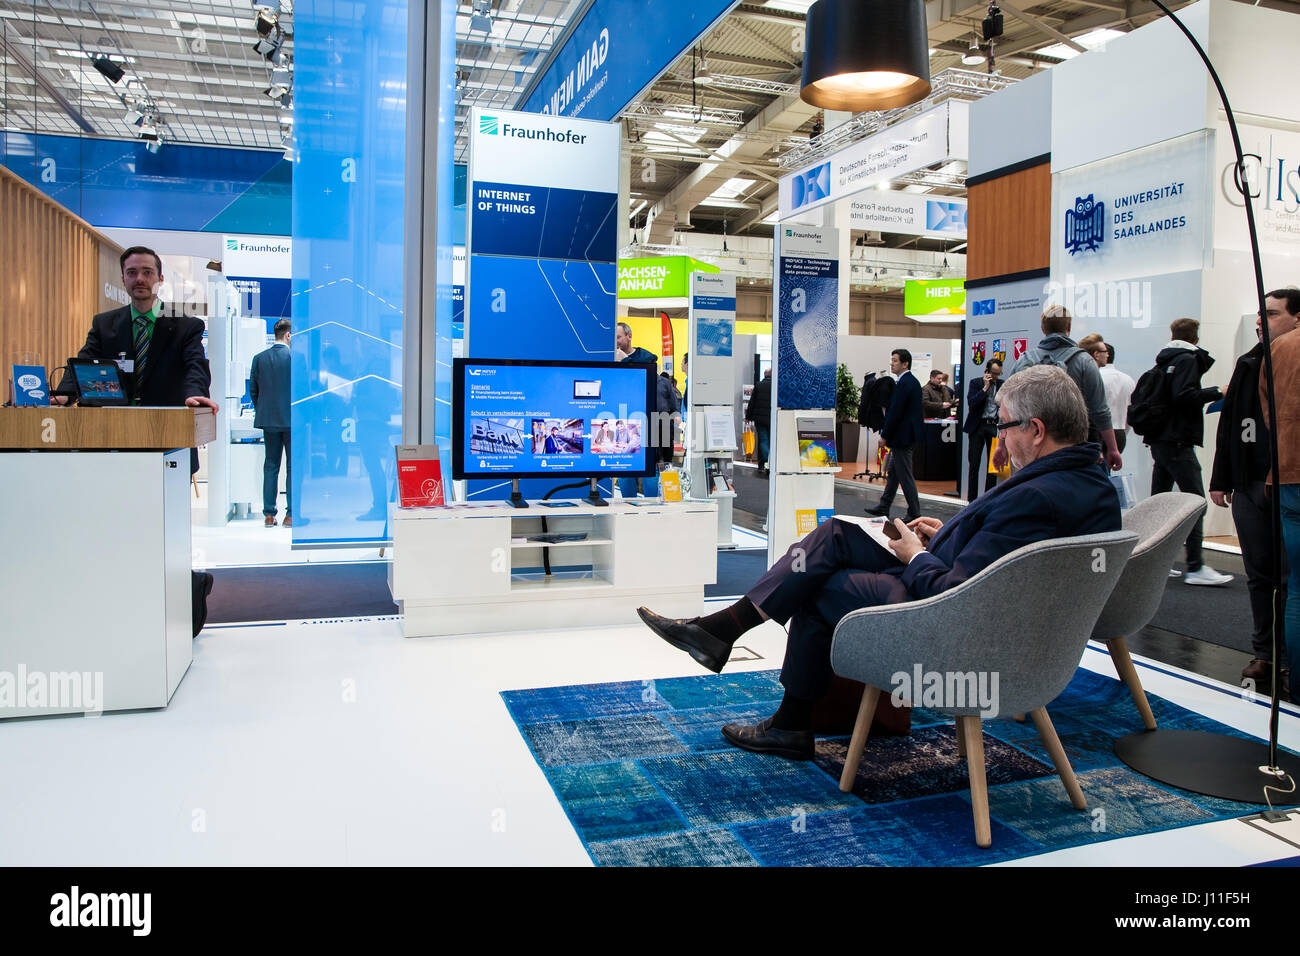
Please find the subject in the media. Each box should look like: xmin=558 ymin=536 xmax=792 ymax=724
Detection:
xmin=388 ymin=498 xmax=719 ymax=637
xmin=0 ymin=449 xmax=194 ymax=718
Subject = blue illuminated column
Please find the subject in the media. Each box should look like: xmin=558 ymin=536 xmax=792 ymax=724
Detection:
xmin=291 ymin=0 xmax=408 ymax=545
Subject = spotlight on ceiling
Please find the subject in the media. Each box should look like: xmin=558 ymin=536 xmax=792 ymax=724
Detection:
xmin=962 ymin=38 xmax=986 ymax=65
xmin=123 ymin=102 xmax=144 ymax=125
xmin=92 ymin=56 xmax=125 ymax=83
xmin=253 ymin=24 xmax=283 ymax=59
xmin=265 ymin=66 xmax=291 ymax=98
xmin=469 ymin=0 xmax=493 ymax=34
xmin=799 ymin=0 xmax=931 ymax=111
xmin=255 ymin=10 xmax=277 ymax=37
xmin=145 ymin=137 xmax=163 ymax=154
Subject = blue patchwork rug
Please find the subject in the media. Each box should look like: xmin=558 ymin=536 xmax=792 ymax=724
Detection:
xmin=502 ymin=668 xmax=1280 ymax=866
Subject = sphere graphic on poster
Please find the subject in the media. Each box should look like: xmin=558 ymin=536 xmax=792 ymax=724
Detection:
xmin=792 ymin=312 xmax=836 ymax=367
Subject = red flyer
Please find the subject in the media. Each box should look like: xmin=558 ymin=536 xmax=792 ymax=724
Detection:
xmin=395 ymin=445 xmax=445 ymax=507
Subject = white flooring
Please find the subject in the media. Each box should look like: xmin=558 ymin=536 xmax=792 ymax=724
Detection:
xmin=3 ymin=596 xmax=1300 ymax=865
xmin=1 ymin=513 xmax=1290 ymax=866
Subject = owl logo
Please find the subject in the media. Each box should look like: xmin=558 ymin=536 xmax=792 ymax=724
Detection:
xmin=1065 ymin=194 xmax=1106 ymax=255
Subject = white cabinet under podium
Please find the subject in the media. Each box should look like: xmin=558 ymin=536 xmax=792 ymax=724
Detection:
xmin=0 ymin=407 xmax=212 ymax=718
xmin=388 ymin=499 xmax=718 ymax=637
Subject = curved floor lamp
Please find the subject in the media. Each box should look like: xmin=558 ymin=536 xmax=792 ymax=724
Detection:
xmin=1109 ymin=0 xmax=1300 ymax=808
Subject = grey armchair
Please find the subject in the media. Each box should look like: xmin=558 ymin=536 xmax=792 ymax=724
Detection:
xmin=1096 ymin=492 xmax=1207 ymax=731
xmin=830 ymin=531 xmax=1138 ymax=848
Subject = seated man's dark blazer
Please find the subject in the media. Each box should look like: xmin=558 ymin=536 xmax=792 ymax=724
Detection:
xmin=963 ymin=376 xmax=998 ymax=434
xmin=880 ymin=369 xmax=923 ymax=448
xmin=61 ymin=305 xmax=211 ymax=407
xmin=898 ymin=441 xmax=1119 ymax=599
xmin=250 ymin=343 xmax=291 ymax=430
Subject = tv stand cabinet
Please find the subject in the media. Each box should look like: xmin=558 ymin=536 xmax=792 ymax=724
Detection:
xmin=388 ymin=498 xmax=719 ymax=637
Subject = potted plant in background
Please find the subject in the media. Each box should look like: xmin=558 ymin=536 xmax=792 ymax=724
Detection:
xmin=835 ymin=363 xmax=861 ymax=465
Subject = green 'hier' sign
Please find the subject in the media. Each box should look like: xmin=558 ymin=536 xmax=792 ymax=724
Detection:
xmin=904 ymin=278 xmax=966 ymax=318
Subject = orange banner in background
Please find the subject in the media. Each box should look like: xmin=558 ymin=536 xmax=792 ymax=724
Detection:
xmin=660 ymin=311 xmax=674 ymax=377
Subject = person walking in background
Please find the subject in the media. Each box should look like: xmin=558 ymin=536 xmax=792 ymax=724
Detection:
xmin=1215 ymin=290 xmax=1300 ymax=693
xmin=250 ymin=319 xmax=294 ymax=527
xmin=1144 ymin=318 xmax=1231 ymax=586
xmin=963 ymin=358 xmax=1002 ymax=501
xmin=1260 ymin=291 xmax=1300 ymax=695
xmin=746 ymin=368 xmax=772 ymax=477
xmin=1002 ymin=306 xmax=1122 ymax=472
xmin=868 ymin=349 xmax=923 ymax=522
xmin=1098 ymin=341 xmax=1136 ymax=454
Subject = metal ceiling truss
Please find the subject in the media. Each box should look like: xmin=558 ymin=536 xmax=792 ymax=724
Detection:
xmin=778 ymin=68 xmax=1015 ymax=171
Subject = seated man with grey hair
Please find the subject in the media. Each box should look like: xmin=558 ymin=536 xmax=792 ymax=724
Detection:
xmin=637 ymin=365 xmax=1121 ymax=760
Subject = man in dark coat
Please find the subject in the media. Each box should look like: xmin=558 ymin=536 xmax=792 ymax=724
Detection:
xmin=868 ymin=349 xmax=923 ymax=521
xmin=745 ymin=368 xmax=772 ymax=476
xmin=1211 ymin=290 xmax=1300 ymax=690
xmin=56 ymin=246 xmax=218 ymax=635
xmin=1146 ymin=317 xmax=1231 ymax=586
xmin=963 ymin=358 xmax=1003 ymax=500
xmin=250 ymin=319 xmax=294 ymax=526
xmin=637 ymin=366 xmax=1121 ymax=758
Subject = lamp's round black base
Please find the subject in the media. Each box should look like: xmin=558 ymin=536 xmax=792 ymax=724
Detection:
xmin=1115 ymin=729 xmax=1300 ymax=805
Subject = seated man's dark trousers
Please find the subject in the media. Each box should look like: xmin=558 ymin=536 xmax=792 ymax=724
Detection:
xmin=747 ymin=518 xmax=905 ymax=701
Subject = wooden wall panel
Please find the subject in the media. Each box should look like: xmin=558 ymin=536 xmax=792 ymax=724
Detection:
xmin=966 ymin=163 xmax=1051 ymax=282
xmin=0 ymin=165 xmax=121 ymax=388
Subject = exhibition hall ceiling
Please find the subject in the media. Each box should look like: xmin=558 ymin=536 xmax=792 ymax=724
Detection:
xmin=618 ymin=0 xmax=1300 ymax=245
xmin=0 ymin=0 xmax=296 ymax=149
xmin=1 ymin=0 xmax=1297 ymax=227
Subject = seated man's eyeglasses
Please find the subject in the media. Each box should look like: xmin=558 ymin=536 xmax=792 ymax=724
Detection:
xmin=996 ymin=418 xmax=1026 ymax=431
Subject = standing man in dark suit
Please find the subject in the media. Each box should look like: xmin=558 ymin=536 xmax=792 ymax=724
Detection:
xmin=963 ymin=358 xmax=1002 ymax=500
xmin=868 ymin=349 xmax=923 ymax=521
xmin=251 ymin=319 xmax=293 ymax=527
xmin=55 ymin=246 xmax=218 ymax=634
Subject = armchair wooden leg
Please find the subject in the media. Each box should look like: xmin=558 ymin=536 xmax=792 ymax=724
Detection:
xmin=957 ymin=716 xmax=991 ymax=848
xmin=1029 ymin=707 xmax=1086 ymax=810
xmin=1107 ymin=638 xmax=1157 ymax=730
xmin=839 ymin=685 xmax=881 ymax=792
xmin=955 ymin=722 xmax=966 ymax=758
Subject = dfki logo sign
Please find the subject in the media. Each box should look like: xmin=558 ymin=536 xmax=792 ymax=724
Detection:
xmin=789 ymin=162 xmax=831 ymax=211
xmin=480 ymin=115 xmax=499 ymax=135
xmin=971 ymin=298 xmax=996 ymax=317
xmin=1065 ymin=194 xmax=1106 ymax=255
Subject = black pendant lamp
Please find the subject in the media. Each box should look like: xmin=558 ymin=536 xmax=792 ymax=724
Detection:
xmin=800 ymin=0 xmax=932 ymax=112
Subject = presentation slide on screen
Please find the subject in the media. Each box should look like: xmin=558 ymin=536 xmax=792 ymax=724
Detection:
xmin=461 ymin=362 xmax=651 ymax=476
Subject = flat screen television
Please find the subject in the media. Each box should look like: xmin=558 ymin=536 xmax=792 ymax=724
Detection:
xmin=452 ymin=358 xmax=657 ymax=482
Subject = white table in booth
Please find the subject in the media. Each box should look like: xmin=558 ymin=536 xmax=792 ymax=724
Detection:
xmin=388 ymin=498 xmax=718 ymax=637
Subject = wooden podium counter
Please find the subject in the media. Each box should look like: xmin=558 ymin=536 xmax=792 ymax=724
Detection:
xmin=0 ymin=406 xmax=215 ymax=450
xmin=0 ymin=406 xmax=213 ymax=718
